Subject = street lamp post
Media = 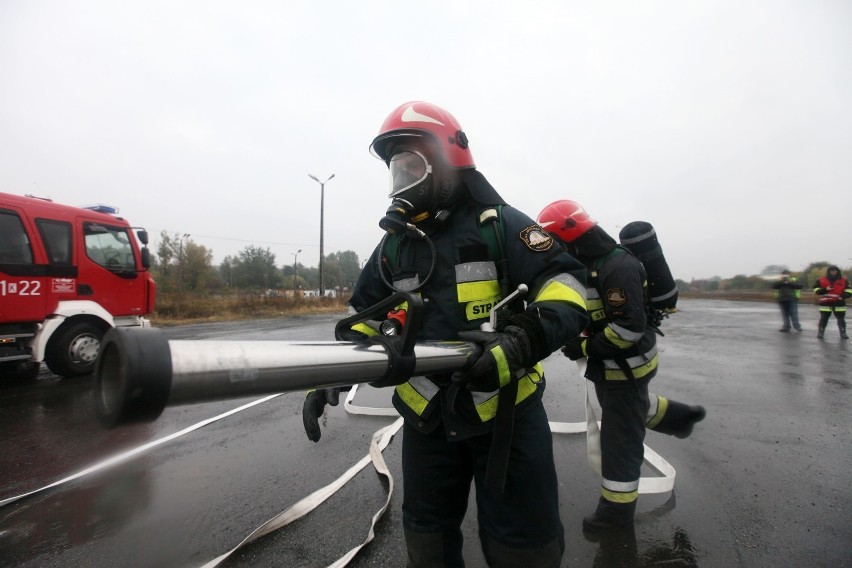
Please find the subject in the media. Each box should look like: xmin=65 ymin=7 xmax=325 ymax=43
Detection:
xmin=308 ymin=173 xmax=335 ymax=297
xmin=177 ymin=233 xmax=190 ymax=292
xmin=292 ymin=249 xmax=302 ymax=299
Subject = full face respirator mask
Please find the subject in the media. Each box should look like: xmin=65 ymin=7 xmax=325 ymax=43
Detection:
xmin=376 ymin=148 xmax=440 ymax=291
xmin=378 ymin=149 xmax=439 ymax=235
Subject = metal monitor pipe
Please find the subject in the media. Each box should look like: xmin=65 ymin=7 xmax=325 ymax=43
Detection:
xmin=95 ymin=327 xmax=480 ymax=427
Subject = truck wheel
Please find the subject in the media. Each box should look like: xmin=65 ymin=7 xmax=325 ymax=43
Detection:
xmin=45 ymin=322 xmax=104 ymax=377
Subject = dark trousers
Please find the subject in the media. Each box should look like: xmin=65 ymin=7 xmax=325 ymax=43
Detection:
xmin=818 ymin=308 xmax=847 ymax=331
xmin=401 ymin=401 xmax=564 ymax=567
xmin=593 ymin=377 xmax=650 ymax=501
xmin=778 ymin=300 xmax=801 ymax=330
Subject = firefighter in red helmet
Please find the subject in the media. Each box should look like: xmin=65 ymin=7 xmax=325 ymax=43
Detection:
xmin=303 ymin=102 xmax=589 ymax=566
xmin=537 ymin=199 xmax=706 ymax=533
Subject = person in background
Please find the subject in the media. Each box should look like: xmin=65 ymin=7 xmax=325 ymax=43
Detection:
xmin=813 ymin=265 xmax=850 ymax=339
xmin=772 ymin=269 xmax=803 ymax=332
xmin=537 ymin=199 xmax=706 ymax=534
xmin=303 ymin=101 xmax=588 ymax=567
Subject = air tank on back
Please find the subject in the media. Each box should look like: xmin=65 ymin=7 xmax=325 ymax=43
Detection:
xmin=618 ymin=221 xmax=678 ymax=311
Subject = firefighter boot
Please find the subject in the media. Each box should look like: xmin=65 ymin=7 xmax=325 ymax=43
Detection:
xmin=648 ymin=398 xmax=706 ymax=439
xmin=841 ymin=327 xmax=849 ymax=340
xmin=817 ymin=326 xmax=825 ymax=339
xmin=583 ymin=497 xmax=636 ymax=533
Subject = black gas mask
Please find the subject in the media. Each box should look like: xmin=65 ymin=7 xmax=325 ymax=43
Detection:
xmin=384 ymin=149 xmax=435 ymax=223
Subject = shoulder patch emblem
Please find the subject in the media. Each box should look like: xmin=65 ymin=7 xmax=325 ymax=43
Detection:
xmin=520 ymin=225 xmax=553 ymax=252
xmin=607 ymin=288 xmax=627 ymax=306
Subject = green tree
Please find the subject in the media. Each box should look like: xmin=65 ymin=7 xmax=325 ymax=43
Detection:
xmin=330 ymin=250 xmax=362 ymax=288
xmin=182 ymin=241 xmax=214 ymax=291
xmin=156 ymin=231 xmax=176 ymax=277
xmin=322 ymin=255 xmax=343 ymax=291
xmin=725 ymin=274 xmax=751 ymax=290
xmin=153 ymin=232 xmax=210 ymax=292
xmin=227 ymin=245 xmax=281 ymax=290
xmin=220 ymin=257 xmax=237 ymax=288
xmin=282 ymin=260 xmax=307 ymax=293
xmin=301 ymin=265 xmax=319 ymax=290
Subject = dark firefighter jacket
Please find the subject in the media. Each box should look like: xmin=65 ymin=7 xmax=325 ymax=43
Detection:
xmin=350 ymin=198 xmax=588 ymax=439
xmin=577 ymin=247 xmax=658 ymax=383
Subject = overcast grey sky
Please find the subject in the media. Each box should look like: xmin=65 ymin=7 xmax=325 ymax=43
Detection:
xmin=2 ymin=0 xmax=850 ymax=281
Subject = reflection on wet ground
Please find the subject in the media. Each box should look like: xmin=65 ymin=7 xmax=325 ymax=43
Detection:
xmin=585 ymin=526 xmax=699 ymax=568
xmin=0 ymin=459 xmax=152 ymax=562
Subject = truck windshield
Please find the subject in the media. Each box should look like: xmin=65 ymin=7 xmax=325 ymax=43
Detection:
xmin=84 ymin=223 xmax=136 ymax=273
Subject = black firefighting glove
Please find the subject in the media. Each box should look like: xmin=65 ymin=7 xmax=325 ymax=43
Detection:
xmin=815 ymin=287 xmax=827 ymax=295
xmin=561 ymin=337 xmax=587 ymax=360
xmin=455 ymin=326 xmax=532 ymax=392
xmin=302 ymin=387 xmax=347 ymax=442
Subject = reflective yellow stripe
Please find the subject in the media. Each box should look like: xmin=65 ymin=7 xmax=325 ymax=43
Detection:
xmin=604 ymin=327 xmax=634 ymax=348
xmin=587 ymin=299 xmax=607 ymax=322
xmin=465 ymin=296 xmax=501 ymax=321
xmin=601 ymin=487 xmax=639 ymax=503
xmin=457 ymin=280 xmax=500 ymax=302
xmin=395 ymin=382 xmax=429 ymax=415
xmin=534 ymin=280 xmax=586 ymax=311
xmin=473 ymin=363 xmax=542 ymax=421
xmin=603 ymin=353 xmax=659 ymax=380
xmin=491 ymin=345 xmax=512 ymax=387
xmin=609 ymin=323 xmax=644 ymax=342
xmin=351 ymin=323 xmax=378 ymax=337
xmin=645 ymin=395 xmax=668 ymax=428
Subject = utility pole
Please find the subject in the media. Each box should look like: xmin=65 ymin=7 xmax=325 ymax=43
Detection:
xmin=293 ymin=249 xmax=302 ymax=299
xmin=308 ymin=173 xmax=335 ymax=297
xmin=177 ymin=233 xmax=190 ymax=292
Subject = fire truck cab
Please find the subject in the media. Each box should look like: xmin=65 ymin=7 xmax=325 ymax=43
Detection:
xmin=0 ymin=192 xmax=156 ymax=379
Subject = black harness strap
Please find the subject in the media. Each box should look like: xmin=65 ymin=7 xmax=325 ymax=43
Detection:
xmin=485 ymin=378 xmax=519 ymax=496
xmin=479 ymin=205 xmax=519 ymax=497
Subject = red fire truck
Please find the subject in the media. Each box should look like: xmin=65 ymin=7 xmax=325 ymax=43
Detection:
xmin=0 ymin=192 xmax=156 ymax=379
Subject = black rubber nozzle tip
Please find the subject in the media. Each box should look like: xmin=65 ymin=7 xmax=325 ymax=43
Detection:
xmin=95 ymin=327 xmax=172 ymax=428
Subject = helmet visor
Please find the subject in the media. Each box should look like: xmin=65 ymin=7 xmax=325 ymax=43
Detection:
xmin=388 ymin=150 xmax=432 ymax=198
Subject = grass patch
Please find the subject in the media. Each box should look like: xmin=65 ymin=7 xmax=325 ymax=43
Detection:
xmin=151 ymin=289 xmax=809 ymax=326
xmin=150 ymin=292 xmax=349 ymax=325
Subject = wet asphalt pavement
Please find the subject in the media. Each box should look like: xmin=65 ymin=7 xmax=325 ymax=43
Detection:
xmin=0 ymin=299 xmax=849 ymax=568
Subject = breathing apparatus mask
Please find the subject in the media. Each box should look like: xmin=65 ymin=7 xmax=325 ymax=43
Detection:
xmin=379 ymin=144 xmax=463 ymax=234
xmin=377 ymin=148 xmax=441 ymax=292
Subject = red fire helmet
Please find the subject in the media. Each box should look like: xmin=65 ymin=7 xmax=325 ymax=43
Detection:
xmin=370 ymin=101 xmax=475 ymax=169
xmin=536 ymin=200 xmax=598 ymax=243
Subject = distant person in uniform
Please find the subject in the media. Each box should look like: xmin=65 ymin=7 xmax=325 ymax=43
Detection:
xmin=813 ymin=265 xmax=850 ymax=340
xmin=772 ymin=270 xmax=803 ymax=332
